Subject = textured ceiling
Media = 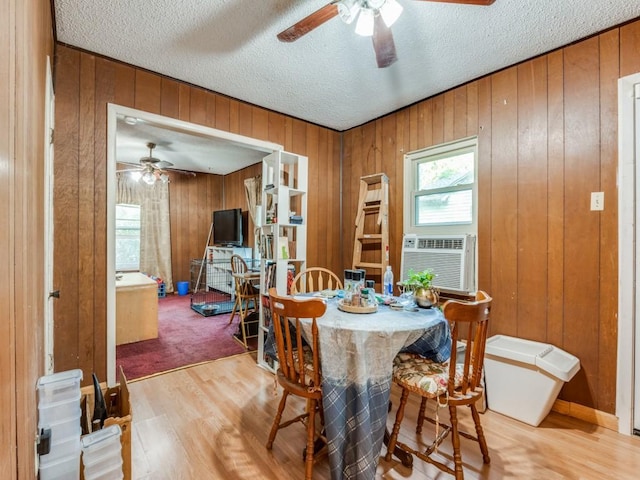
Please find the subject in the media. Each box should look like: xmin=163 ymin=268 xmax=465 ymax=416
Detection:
xmin=115 ymin=114 xmax=271 ymax=175
xmin=54 ymin=1 xmax=640 ymax=174
xmin=54 ymin=1 xmax=640 ymax=132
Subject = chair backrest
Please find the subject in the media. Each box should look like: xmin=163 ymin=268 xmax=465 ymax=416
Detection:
xmin=291 ymin=267 xmax=343 ymax=295
xmin=230 ymin=254 xmax=248 ymax=275
xmin=268 ymin=287 xmax=327 ymax=391
xmin=442 ymin=290 xmax=492 ymax=401
xmin=230 ymin=254 xmax=256 ymax=296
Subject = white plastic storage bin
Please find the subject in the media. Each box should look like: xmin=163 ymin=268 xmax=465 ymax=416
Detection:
xmin=37 ymin=369 xmax=83 ymax=406
xmin=484 ymin=335 xmax=580 ymax=426
xmin=38 ymin=395 xmax=81 ymax=428
xmin=82 ymin=424 xmax=123 ymax=480
xmin=38 ymin=453 xmax=80 ymax=480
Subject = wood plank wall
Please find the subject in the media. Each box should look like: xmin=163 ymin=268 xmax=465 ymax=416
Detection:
xmin=0 ymin=0 xmax=53 ymax=478
xmin=167 ymin=171 xmax=225 ymax=289
xmin=53 ymin=45 xmax=342 ymax=382
xmin=342 ymin=20 xmax=640 ymax=414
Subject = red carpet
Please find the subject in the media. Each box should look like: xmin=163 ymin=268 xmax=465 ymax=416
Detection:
xmin=116 ymin=294 xmax=253 ymax=380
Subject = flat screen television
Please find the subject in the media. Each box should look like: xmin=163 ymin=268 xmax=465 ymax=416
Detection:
xmin=212 ymin=208 xmax=243 ymax=246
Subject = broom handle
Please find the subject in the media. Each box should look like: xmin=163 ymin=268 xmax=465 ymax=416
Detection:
xmin=195 ymin=222 xmax=214 ymax=292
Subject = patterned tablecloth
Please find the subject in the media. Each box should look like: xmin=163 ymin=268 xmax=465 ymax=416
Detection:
xmin=295 ymin=297 xmax=451 ymax=480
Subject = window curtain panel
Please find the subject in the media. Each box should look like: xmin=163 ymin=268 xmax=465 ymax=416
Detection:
xmin=244 ymin=175 xmax=264 ymax=257
xmin=117 ymin=173 xmax=174 ymax=293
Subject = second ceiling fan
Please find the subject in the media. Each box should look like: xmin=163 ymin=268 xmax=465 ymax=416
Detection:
xmin=277 ymin=0 xmax=496 ymax=68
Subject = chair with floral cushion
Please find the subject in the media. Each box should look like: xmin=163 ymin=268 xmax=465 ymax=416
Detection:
xmin=265 ymin=287 xmax=327 ymax=480
xmin=385 ymin=290 xmax=492 ymax=480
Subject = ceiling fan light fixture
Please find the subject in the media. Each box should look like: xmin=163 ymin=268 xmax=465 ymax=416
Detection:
xmin=159 ymin=172 xmax=170 ymax=184
xmin=355 ymin=7 xmax=374 ymax=36
xmin=379 ymin=0 xmax=402 ymax=28
xmin=141 ymin=170 xmax=156 ymax=185
xmin=337 ymin=0 xmax=359 ymax=24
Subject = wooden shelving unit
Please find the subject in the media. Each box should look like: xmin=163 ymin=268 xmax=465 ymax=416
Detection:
xmin=257 ymin=151 xmax=307 ymax=372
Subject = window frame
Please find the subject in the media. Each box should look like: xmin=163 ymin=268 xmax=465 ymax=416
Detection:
xmin=403 ymin=136 xmax=478 ymax=236
xmin=115 ymin=203 xmax=141 ymax=272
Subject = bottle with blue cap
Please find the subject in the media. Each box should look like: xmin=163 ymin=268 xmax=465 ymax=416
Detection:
xmin=383 ymin=265 xmax=394 ymax=296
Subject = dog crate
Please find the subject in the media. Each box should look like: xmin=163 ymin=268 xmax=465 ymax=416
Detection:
xmin=189 ymin=259 xmax=235 ymax=317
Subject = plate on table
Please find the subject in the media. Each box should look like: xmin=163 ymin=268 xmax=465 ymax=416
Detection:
xmin=338 ymin=299 xmax=378 ymax=314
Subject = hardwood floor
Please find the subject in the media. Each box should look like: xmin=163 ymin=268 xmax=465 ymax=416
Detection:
xmin=128 ymin=353 xmax=640 ymax=479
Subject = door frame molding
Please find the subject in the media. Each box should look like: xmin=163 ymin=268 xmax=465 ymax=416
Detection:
xmin=44 ymin=56 xmax=55 ymax=374
xmin=617 ymin=72 xmax=640 ymax=435
xmin=106 ymin=104 xmax=283 ymax=386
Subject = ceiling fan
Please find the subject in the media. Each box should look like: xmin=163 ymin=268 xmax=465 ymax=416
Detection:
xmin=277 ymin=0 xmax=496 ymax=68
xmin=117 ymin=142 xmax=193 ymax=184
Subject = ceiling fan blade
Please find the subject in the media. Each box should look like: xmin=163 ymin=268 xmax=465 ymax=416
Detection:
xmin=277 ymin=2 xmax=339 ymax=42
xmin=413 ymin=0 xmax=496 ymax=5
xmin=155 ymin=160 xmax=174 ymax=169
xmin=166 ymin=168 xmax=196 ymax=177
xmin=372 ymin=15 xmax=397 ymax=68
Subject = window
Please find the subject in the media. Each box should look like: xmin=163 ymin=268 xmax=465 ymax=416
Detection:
xmin=404 ymin=137 xmax=477 ymax=235
xmin=115 ymin=204 xmax=141 ymax=271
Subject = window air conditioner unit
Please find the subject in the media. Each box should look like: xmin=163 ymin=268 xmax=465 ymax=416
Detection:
xmin=400 ymin=234 xmax=476 ymax=295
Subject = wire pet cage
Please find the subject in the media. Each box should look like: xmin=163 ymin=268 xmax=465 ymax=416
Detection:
xmin=190 ymin=259 xmax=235 ymax=316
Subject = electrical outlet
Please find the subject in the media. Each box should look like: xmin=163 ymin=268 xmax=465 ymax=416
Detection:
xmin=591 ymin=192 xmax=604 ymax=211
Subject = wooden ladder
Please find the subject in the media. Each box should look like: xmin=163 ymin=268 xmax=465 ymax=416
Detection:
xmin=351 ymin=173 xmax=389 ymax=277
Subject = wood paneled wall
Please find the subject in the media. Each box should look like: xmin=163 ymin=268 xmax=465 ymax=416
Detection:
xmin=0 ymin=0 xmax=53 ymax=478
xmin=53 ymin=46 xmax=342 ymax=382
xmin=167 ymin=171 xmax=225 ymax=289
xmin=342 ymin=20 xmax=640 ymax=414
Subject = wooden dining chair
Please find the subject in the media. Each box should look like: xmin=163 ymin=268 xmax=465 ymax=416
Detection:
xmin=290 ymin=267 xmax=343 ymax=295
xmin=265 ymin=287 xmax=327 ymax=480
xmin=385 ymin=290 xmax=492 ymax=480
xmin=228 ymin=254 xmax=259 ymax=346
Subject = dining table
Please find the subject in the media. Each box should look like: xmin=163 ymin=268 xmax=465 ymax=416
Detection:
xmin=266 ymin=295 xmax=451 ymax=480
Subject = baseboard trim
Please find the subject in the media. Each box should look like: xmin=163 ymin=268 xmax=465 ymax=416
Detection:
xmin=552 ymin=399 xmax=618 ymax=431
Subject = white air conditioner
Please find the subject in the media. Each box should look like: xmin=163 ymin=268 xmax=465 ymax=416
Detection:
xmin=400 ymin=234 xmax=476 ymax=295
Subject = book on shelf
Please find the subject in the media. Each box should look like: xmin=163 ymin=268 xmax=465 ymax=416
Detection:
xmin=260 ymin=234 xmax=274 ymax=260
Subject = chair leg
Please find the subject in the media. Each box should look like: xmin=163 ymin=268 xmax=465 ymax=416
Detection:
xmin=416 ymin=397 xmax=428 ymax=434
xmin=385 ymin=388 xmax=410 ymax=462
xmin=448 ymin=404 xmax=464 ymax=480
xmin=266 ymin=391 xmax=289 ymax=449
xmin=239 ymin=316 xmax=248 ymax=347
xmin=304 ymin=399 xmax=316 ymax=480
xmin=470 ymin=404 xmax=491 ymax=464
xmin=228 ymin=296 xmax=240 ymax=324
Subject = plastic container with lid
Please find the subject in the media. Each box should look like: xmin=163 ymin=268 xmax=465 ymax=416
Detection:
xmin=81 ymin=425 xmax=122 ymax=464
xmin=483 ymin=334 xmax=580 ymax=426
xmin=37 ymin=369 xmax=83 ymax=406
xmin=38 ymin=394 xmax=81 ymax=426
xmin=40 ymin=414 xmax=82 ymax=442
xmin=40 ymin=434 xmax=81 ymax=465
xmin=39 ymin=453 xmax=81 ymax=480
xmin=84 ymin=458 xmax=123 ymax=480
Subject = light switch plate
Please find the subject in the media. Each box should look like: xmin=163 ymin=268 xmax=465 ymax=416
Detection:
xmin=591 ymin=192 xmax=604 ymax=211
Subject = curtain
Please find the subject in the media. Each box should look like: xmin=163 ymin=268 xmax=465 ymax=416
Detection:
xmin=244 ymin=175 xmax=261 ymax=226
xmin=117 ymin=173 xmax=174 ymax=293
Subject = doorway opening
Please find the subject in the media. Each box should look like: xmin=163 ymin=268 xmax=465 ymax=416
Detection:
xmin=617 ymin=72 xmax=640 ymax=435
xmin=106 ymin=104 xmax=282 ymax=385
